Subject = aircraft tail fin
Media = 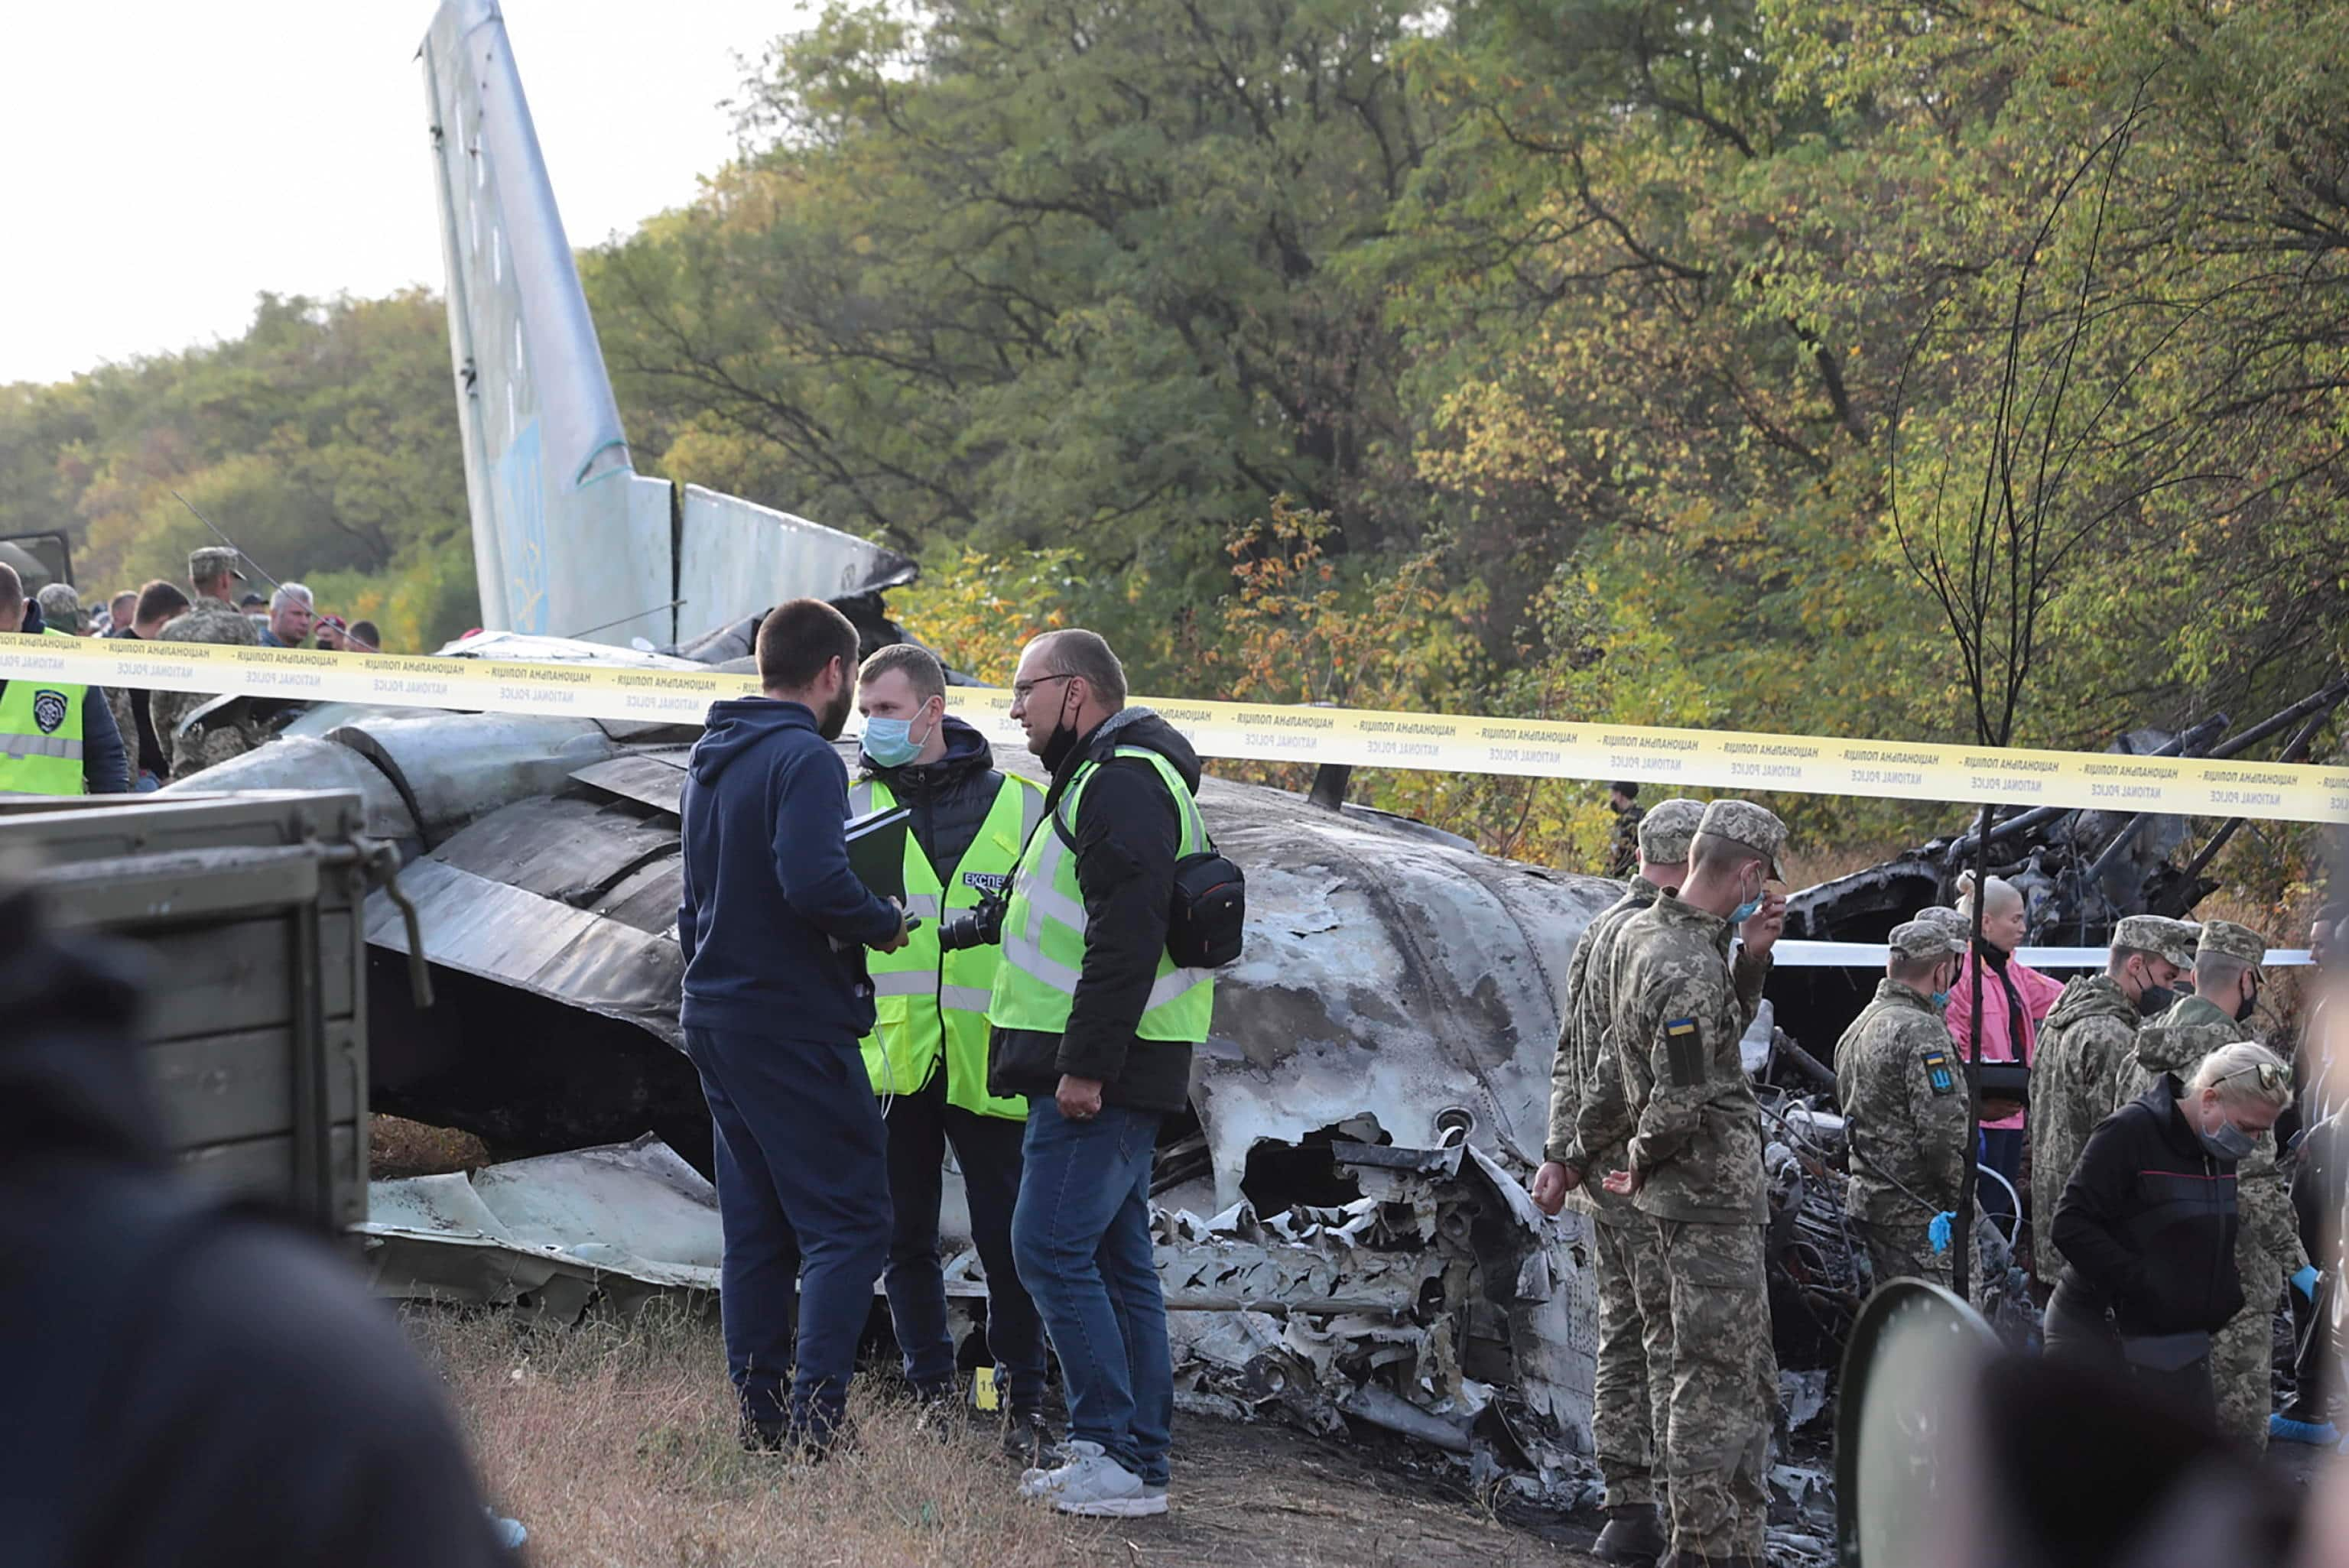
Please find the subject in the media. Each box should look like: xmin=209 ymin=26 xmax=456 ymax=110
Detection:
xmin=419 ymin=2 xmax=908 ymax=646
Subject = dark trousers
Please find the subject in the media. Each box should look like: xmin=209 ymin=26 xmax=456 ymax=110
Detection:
xmin=882 ymin=1068 xmax=1047 ymax=1409
xmin=2046 ymin=1280 xmax=2219 ymax=1425
xmin=684 ymin=1027 xmax=891 ymax=1441
xmin=2044 ymin=1278 xmax=2123 ymax=1372
xmin=1012 ymin=1098 xmax=1171 ymax=1485
xmin=2286 ymin=1149 xmax=2335 ymax=1422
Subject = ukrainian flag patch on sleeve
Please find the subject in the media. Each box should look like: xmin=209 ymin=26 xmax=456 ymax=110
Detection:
xmin=1922 ymin=1046 xmax=1957 ymax=1096
xmin=1664 ymin=1017 xmax=1704 ymax=1087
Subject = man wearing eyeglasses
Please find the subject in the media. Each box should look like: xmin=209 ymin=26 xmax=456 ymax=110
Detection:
xmin=2110 ymin=920 xmax=2314 ymax=1447
xmin=988 ymin=630 xmax=1213 ymax=1519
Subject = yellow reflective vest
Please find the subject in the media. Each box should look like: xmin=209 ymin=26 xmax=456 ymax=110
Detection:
xmin=986 ymin=747 xmax=1214 ymax=1044
xmin=0 ymin=629 xmax=87 ymax=796
xmin=852 ymin=770 xmax=1044 ymax=1119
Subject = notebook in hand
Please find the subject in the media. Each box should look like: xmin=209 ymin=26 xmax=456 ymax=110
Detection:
xmin=845 ymin=804 xmax=912 ymax=905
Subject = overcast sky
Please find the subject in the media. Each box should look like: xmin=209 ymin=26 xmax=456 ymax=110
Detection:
xmin=1 ymin=1 xmax=814 ymax=385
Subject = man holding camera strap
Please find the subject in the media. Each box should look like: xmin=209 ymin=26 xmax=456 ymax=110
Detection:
xmin=850 ymin=644 xmax=1051 ymax=1452
xmin=989 ymin=629 xmax=1216 ymax=1519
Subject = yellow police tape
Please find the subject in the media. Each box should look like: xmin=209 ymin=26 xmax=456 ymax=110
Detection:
xmin=4 ymin=632 xmax=2342 ymax=824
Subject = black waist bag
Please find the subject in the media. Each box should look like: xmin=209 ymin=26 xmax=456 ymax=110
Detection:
xmin=1169 ymin=849 xmax=1246 ymax=969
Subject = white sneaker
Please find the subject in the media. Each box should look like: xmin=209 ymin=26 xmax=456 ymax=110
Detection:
xmin=1017 ymin=1439 xmax=1152 ymax=1516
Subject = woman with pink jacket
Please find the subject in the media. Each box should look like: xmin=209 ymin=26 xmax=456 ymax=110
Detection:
xmin=1943 ymin=872 xmax=2065 ymax=1221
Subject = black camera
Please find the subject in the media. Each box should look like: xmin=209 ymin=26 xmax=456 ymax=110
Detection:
xmin=937 ymin=886 xmax=1010 ymax=952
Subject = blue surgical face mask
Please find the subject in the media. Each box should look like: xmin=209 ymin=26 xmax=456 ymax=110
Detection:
xmin=1728 ymin=868 xmax=1765 ymax=926
xmin=861 ymin=706 xmax=936 ymax=769
xmin=2201 ymin=1119 xmax=2255 ymax=1161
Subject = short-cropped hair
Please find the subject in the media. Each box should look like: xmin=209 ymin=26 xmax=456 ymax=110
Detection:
xmin=757 ymin=599 xmax=862 ymax=693
xmin=859 ymin=642 xmax=947 ymax=705
xmin=1029 ymin=628 xmax=1127 ymax=709
xmin=134 ymin=580 xmax=190 ymax=625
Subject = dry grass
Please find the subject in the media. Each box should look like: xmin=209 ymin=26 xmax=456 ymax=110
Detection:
xmin=409 ymin=1303 xmax=1598 ymax=1568
xmin=410 ymin=1301 xmax=1111 ymax=1568
xmin=1779 ymin=841 xmax=1911 ymax=889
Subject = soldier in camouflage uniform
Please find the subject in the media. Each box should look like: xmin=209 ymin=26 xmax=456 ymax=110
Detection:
xmin=1835 ymin=921 xmax=1970 ymax=1291
xmin=1603 ymin=800 xmax=1786 ymax=1568
xmin=2113 ymin=920 xmax=2308 ymax=1449
xmin=1606 ymin=783 xmax=1646 ymax=880
xmin=2027 ymin=915 xmax=2196 ymax=1290
xmin=1533 ymin=798 xmax=1707 ymax=1564
xmin=150 ymin=547 xmax=265 ymax=781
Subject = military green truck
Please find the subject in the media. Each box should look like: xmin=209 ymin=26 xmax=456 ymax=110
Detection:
xmin=0 ymin=789 xmax=427 ymax=1229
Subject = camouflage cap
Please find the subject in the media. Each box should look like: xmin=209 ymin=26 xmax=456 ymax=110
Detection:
xmin=1912 ymin=905 xmax=1972 ymax=941
xmin=1636 ymin=797 xmax=1707 ymax=864
xmin=2195 ymin=918 xmax=2267 ymax=970
xmin=34 ymin=583 xmax=82 ymax=627
xmin=1695 ymin=798 xmax=1786 ymax=874
xmin=1887 ymin=919 xmax=1964 ymax=963
xmin=188 ymin=546 xmax=245 ymax=583
xmin=2112 ymin=914 xmax=2198 ymax=969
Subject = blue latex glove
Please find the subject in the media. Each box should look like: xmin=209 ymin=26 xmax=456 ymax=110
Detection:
xmin=2292 ymin=1264 xmax=2321 ymax=1301
xmin=1928 ymin=1212 xmax=1954 ymax=1255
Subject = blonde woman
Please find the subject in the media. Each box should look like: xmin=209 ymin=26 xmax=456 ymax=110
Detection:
xmin=2048 ymin=1040 xmax=2295 ymax=1420
xmin=1943 ymin=872 xmax=2065 ymax=1213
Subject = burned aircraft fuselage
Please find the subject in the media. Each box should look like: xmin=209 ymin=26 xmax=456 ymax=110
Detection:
xmin=180 ymin=683 xmax=1623 ymax=1453
xmin=180 ymin=689 xmax=1619 ymax=1206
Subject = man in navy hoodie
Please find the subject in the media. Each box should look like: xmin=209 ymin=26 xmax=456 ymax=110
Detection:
xmin=677 ymin=598 xmax=910 ymax=1453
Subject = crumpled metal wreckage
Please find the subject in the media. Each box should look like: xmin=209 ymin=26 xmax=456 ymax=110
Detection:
xmin=177 ymin=629 xmax=2081 ymax=1492
xmin=193 ymin=660 xmax=1624 ymax=1475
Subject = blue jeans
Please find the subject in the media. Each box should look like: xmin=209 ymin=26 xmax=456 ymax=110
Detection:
xmin=1012 ymin=1099 xmax=1171 ymax=1485
xmin=685 ymin=1027 xmax=892 ymax=1442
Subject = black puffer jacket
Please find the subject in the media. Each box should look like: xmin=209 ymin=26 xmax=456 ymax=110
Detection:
xmin=989 ymin=708 xmax=1202 ymax=1114
xmin=858 ymin=716 xmax=1006 ymax=875
xmin=2052 ymin=1073 xmax=2244 ymax=1338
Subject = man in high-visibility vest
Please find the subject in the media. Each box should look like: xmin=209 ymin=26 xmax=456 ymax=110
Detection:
xmin=849 ymin=644 xmax=1051 ymax=1453
xmin=0 ymin=564 xmax=129 ymax=797
xmin=990 ymin=629 xmax=1213 ymax=1520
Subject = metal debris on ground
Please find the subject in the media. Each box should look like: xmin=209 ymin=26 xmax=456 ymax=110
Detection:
xmin=359 ymin=1135 xmax=720 ymax=1321
xmin=366 ymin=1125 xmax=1607 ymax=1486
xmin=1766 ymin=1462 xmax=1838 ymax=1566
xmin=1778 ymin=1369 xmax=1831 ymax=1434
xmin=1157 ymin=1135 xmax=1600 ymax=1481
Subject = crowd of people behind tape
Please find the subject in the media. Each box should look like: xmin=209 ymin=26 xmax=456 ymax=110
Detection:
xmin=0 ymin=546 xmax=385 ymax=794
xmin=1535 ymin=791 xmax=2341 ymax=1566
